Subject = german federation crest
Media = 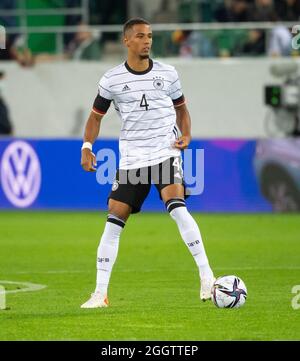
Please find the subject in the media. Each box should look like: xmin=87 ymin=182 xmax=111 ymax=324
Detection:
xmin=153 ymin=77 xmax=164 ymax=90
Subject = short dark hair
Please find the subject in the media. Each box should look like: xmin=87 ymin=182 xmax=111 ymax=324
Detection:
xmin=123 ymin=18 xmax=150 ymax=36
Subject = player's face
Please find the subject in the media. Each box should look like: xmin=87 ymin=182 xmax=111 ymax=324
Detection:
xmin=124 ymin=24 xmax=152 ymax=59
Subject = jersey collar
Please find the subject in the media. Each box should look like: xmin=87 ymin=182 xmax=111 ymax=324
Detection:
xmin=125 ymin=58 xmax=153 ymax=75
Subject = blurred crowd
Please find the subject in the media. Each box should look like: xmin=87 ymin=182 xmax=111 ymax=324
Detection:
xmin=0 ymin=0 xmax=299 ymax=135
xmin=214 ymin=0 xmax=300 ymax=22
xmin=0 ymin=0 xmax=298 ymax=66
xmin=171 ymin=0 xmax=299 ymax=58
xmin=0 ymin=0 xmax=128 ymax=68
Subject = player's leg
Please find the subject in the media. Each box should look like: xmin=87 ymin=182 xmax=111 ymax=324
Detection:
xmin=160 ymin=182 xmax=215 ymax=301
xmin=95 ymin=199 xmax=131 ymax=296
xmin=81 ymin=199 xmax=131 ymax=309
xmin=81 ymin=167 xmax=151 ymax=309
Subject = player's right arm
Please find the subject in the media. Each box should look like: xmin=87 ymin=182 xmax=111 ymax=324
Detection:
xmin=81 ymin=111 xmax=104 ymax=172
xmin=81 ymin=74 xmax=113 ymax=172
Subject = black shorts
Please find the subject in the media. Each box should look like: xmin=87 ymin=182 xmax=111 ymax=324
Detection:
xmin=107 ymin=156 xmax=189 ymax=214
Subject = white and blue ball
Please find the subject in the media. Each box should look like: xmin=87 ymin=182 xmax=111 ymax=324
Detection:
xmin=211 ymin=275 xmax=247 ymax=308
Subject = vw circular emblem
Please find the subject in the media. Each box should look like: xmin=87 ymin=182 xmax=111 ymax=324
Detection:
xmin=153 ymin=78 xmax=164 ymax=90
xmin=0 ymin=141 xmax=41 ymax=208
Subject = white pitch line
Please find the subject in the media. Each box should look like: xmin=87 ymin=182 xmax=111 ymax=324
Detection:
xmin=8 ymin=266 xmax=300 ymax=275
xmin=0 ymin=280 xmax=47 ymax=295
xmin=14 ymin=270 xmax=84 ymax=275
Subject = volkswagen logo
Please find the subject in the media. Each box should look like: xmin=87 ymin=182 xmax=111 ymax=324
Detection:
xmin=0 ymin=141 xmax=41 ymax=208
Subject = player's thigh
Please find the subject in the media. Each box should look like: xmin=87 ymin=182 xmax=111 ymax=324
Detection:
xmin=160 ymin=183 xmax=185 ymax=203
xmin=153 ymin=156 xmax=185 ymax=203
xmin=108 ymin=198 xmax=132 ymax=222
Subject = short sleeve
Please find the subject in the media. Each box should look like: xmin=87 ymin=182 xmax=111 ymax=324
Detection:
xmin=98 ymin=75 xmax=113 ymax=100
xmin=167 ymin=68 xmax=186 ymax=107
xmin=92 ymin=74 xmax=112 ymax=115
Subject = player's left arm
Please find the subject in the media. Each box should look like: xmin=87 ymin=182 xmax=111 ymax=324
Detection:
xmin=174 ymin=103 xmax=191 ymax=150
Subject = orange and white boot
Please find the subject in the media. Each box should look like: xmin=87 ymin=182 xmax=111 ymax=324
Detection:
xmin=81 ymin=291 xmax=109 ymax=308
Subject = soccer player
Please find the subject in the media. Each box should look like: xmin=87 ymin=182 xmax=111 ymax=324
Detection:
xmin=80 ymin=18 xmax=215 ymax=308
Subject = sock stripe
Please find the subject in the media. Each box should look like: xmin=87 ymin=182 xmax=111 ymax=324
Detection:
xmin=165 ymin=197 xmax=185 ymax=207
xmin=165 ymin=198 xmax=186 ymax=213
xmin=166 ymin=200 xmax=185 ymax=208
xmin=168 ymin=203 xmax=186 ymax=213
xmin=107 ymin=216 xmax=125 ymax=228
xmin=108 ymin=213 xmax=125 ymax=222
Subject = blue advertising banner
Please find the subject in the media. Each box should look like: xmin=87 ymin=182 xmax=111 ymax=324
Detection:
xmin=1 ymin=138 xmax=299 ymax=212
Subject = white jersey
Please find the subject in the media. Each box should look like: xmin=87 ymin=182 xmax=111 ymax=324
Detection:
xmin=92 ymin=59 xmax=186 ymax=170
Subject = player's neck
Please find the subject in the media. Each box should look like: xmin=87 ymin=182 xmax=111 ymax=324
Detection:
xmin=126 ymin=56 xmax=151 ymax=73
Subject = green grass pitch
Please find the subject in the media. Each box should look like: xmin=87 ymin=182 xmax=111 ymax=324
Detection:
xmin=0 ymin=212 xmax=299 ymax=340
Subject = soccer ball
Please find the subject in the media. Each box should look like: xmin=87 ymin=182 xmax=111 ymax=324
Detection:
xmin=211 ymin=275 xmax=247 ymax=308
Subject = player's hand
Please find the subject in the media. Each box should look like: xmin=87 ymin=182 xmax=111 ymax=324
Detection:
xmin=81 ymin=149 xmax=97 ymax=172
xmin=174 ymin=135 xmax=191 ymax=150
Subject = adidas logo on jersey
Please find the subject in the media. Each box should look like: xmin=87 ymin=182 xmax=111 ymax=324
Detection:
xmin=122 ymin=85 xmax=131 ymax=91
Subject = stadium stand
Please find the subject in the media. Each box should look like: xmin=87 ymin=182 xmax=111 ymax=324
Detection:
xmin=0 ymin=0 xmax=298 ymax=59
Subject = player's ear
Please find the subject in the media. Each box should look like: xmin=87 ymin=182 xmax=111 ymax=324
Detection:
xmin=123 ymin=27 xmax=133 ymax=47
xmin=123 ymin=35 xmax=129 ymax=48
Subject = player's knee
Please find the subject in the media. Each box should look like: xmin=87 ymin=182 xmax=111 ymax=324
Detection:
xmin=108 ymin=199 xmax=131 ymax=222
xmin=106 ymin=213 xmax=126 ymax=229
xmin=107 ymin=211 xmax=127 ymax=225
xmin=100 ymin=214 xmax=126 ymax=247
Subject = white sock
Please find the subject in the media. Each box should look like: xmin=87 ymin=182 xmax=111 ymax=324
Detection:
xmin=166 ymin=199 xmax=213 ymax=280
xmin=95 ymin=214 xmax=125 ymax=295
